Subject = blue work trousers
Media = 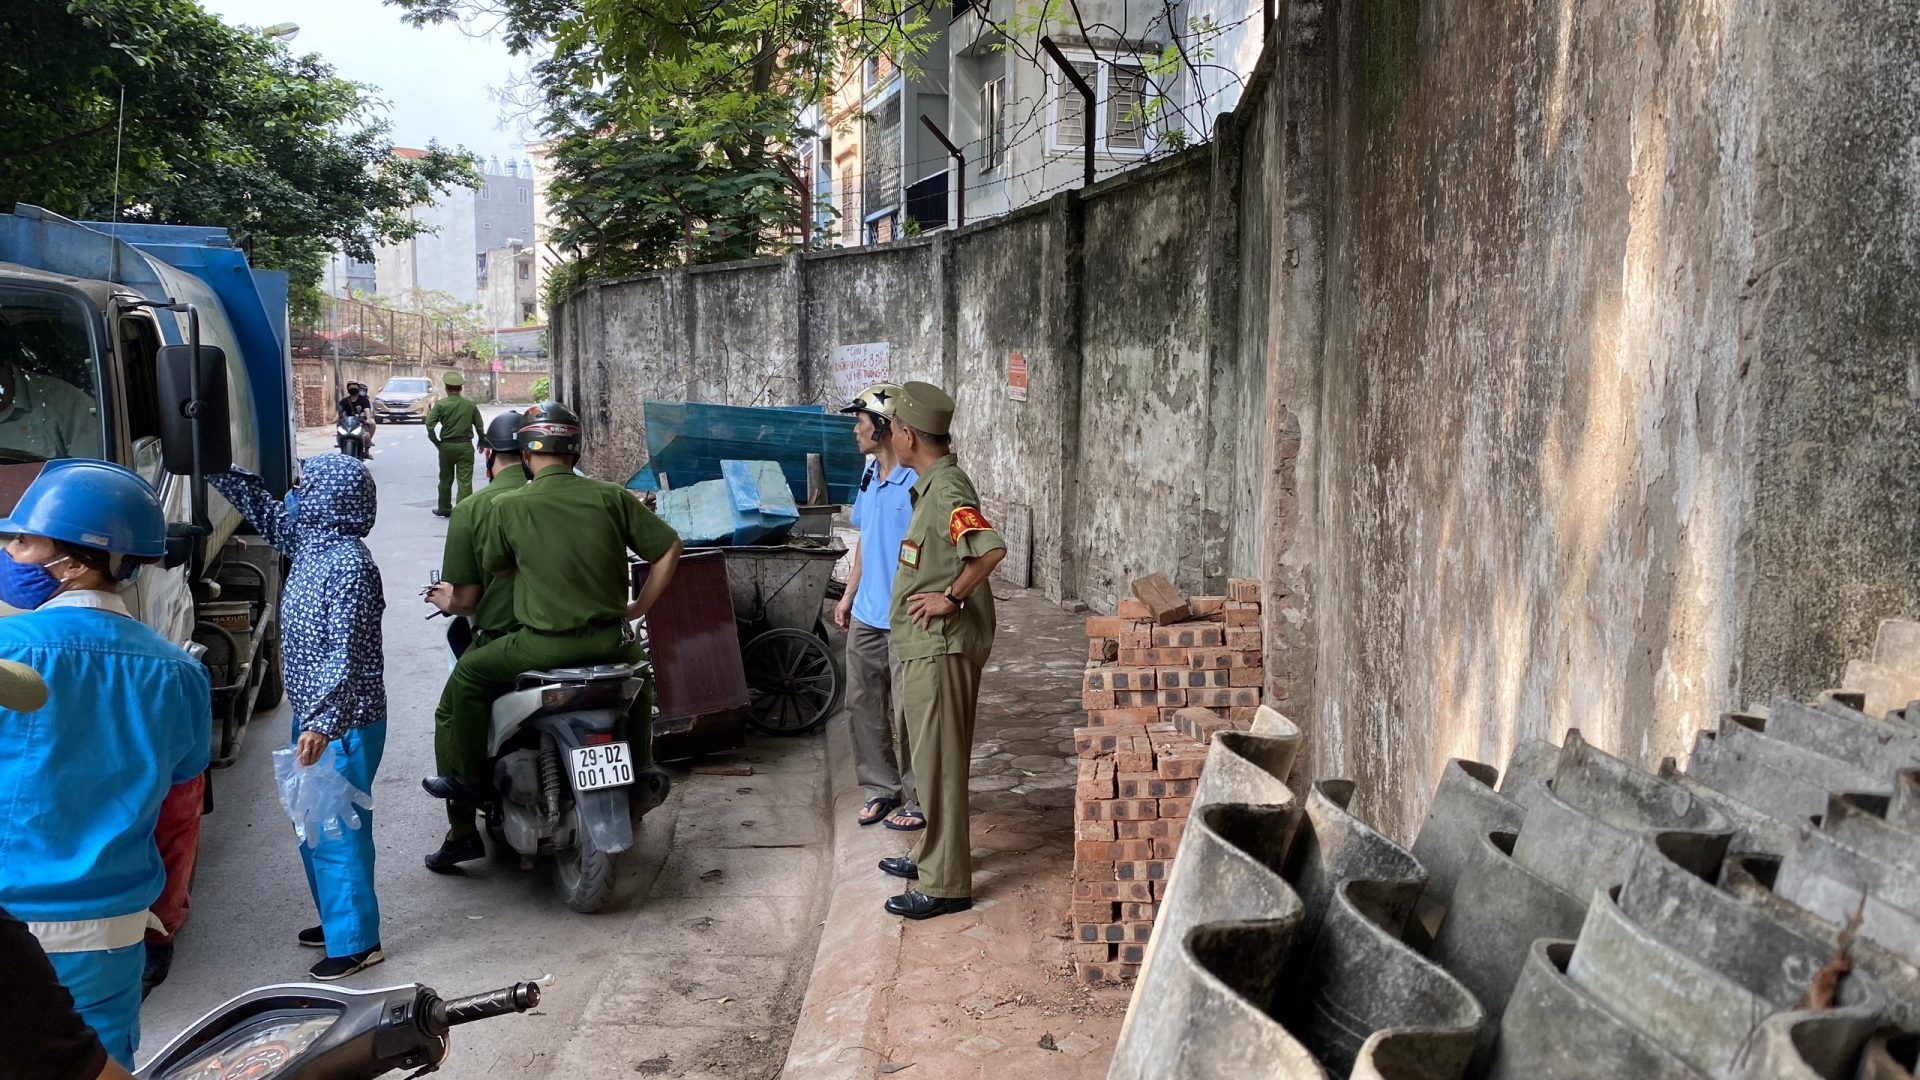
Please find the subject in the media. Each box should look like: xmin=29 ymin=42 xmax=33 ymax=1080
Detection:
xmin=296 ymin=718 xmax=386 ymax=957
xmin=48 ymin=942 xmax=144 ymax=1067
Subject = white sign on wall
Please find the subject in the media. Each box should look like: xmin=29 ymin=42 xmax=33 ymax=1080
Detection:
xmin=831 ymin=343 xmax=892 ymax=406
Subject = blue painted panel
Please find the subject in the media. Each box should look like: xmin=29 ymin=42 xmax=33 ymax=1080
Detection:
xmin=643 ymin=400 xmax=861 ymax=505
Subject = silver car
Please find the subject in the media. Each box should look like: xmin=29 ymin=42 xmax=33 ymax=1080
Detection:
xmin=374 ymin=376 xmax=439 ymax=422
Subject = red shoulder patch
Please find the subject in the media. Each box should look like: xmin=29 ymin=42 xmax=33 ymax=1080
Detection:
xmin=949 ymin=505 xmax=992 ymax=544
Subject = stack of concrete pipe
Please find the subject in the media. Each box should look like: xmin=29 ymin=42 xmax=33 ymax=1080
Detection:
xmin=1110 ymin=677 xmax=1920 ymax=1078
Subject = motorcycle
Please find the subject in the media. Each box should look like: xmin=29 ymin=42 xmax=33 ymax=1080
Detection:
xmin=136 ymin=977 xmax=542 ymax=1079
xmin=446 ymin=617 xmax=672 ymax=912
xmin=336 ymin=410 xmax=369 ymax=460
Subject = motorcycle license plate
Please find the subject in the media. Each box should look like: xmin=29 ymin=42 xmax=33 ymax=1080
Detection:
xmin=569 ymin=742 xmax=634 ymax=791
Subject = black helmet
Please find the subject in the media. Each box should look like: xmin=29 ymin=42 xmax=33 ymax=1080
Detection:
xmin=517 ymin=401 xmax=583 ymax=457
xmin=485 ymin=410 xmax=527 ymax=452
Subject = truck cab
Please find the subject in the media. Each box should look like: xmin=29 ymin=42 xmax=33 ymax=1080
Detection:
xmin=0 ymin=206 xmax=294 ymax=762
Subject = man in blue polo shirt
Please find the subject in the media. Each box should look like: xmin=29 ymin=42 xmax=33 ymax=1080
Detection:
xmin=831 ymin=383 xmax=922 ymax=831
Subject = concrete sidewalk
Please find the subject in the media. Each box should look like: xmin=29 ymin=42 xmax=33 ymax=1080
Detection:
xmin=784 ymin=591 xmax=1131 ymax=1079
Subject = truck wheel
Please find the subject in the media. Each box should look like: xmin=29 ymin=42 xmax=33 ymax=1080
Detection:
xmin=252 ymin=637 xmax=284 ymax=712
xmin=554 ymin=828 xmax=617 ymax=913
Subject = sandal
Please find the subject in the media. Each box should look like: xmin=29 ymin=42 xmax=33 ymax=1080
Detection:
xmin=858 ymin=797 xmax=900 ymax=826
xmin=884 ymin=808 xmax=926 ymax=832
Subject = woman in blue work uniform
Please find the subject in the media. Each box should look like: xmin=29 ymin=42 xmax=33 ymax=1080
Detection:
xmin=209 ymin=454 xmax=387 ymax=980
xmin=0 ymin=459 xmax=211 ymax=1069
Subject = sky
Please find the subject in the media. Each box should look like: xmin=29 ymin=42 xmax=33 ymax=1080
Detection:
xmin=198 ymin=0 xmax=537 ymax=168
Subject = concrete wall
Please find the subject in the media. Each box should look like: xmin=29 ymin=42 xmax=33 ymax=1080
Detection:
xmin=558 ymin=0 xmax=1920 ymax=838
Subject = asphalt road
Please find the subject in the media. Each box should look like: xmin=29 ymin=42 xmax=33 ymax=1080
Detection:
xmin=138 ymin=412 xmax=831 ymax=1078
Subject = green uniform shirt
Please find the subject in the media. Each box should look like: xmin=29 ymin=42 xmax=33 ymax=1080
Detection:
xmin=478 ymin=464 xmax=681 ymax=633
xmin=441 ymin=462 xmax=527 ymax=635
xmin=0 ymin=371 xmax=102 ymax=460
xmin=890 ymin=454 xmax=1005 ymax=666
xmin=425 ymin=394 xmax=483 ymax=445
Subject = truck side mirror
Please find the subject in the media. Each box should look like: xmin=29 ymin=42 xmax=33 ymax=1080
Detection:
xmin=163 ymin=521 xmax=196 ymax=570
xmin=156 ymin=344 xmax=232 ymax=476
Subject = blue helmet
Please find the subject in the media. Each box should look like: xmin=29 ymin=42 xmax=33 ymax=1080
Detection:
xmin=0 ymin=459 xmax=167 ymax=559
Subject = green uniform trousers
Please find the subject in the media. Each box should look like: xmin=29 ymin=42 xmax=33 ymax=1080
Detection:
xmin=433 ymin=623 xmax=652 ymax=836
xmin=435 ymin=440 xmax=476 ymax=513
xmin=902 ymin=654 xmax=982 ymax=898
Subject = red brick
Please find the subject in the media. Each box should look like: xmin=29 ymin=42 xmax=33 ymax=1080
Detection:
xmin=1085 ymin=616 xmax=1124 ymax=638
xmin=1117 ymin=631 xmax=1154 ymax=650
xmin=1078 ymin=798 xmax=1112 ymax=820
xmin=1154 ymin=625 xmax=1224 ymax=648
xmin=1228 ymin=578 xmax=1260 ymax=603
xmin=1122 ymin=902 xmax=1157 ymax=920
xmin=1078 ymin=758 xmax=1115 ymax=779
xmin=1153 ymin=836 xmax=1181 ymax=858
xmin=1088 ymin=708 xmax=1159 ymax=728
xmin=1115 ymin=772 xmax=1155 ymax=799
xmin=1074 ymin=859 xmax=1115 ymax=881
xmin=1113 ymin=749 xmax=1154 ymax=773
xmin=1228 ymin=687 xmax=1261 ymax=707
xmin=1106 ymin=798 xmax=1160 ymax=820
xmin=1074 ymin=961 xmax=1120 ymax=984
xmin=1075 ymin=818 xmax=1115 ymax=841
xmin=1071 ymin=942 xmax=1114 ymax=963
xmin=1187 ymin=688 xmax=1236 ymax=709
xmin=1189 ymin=596 xmax=1227 ymax=615
xmin=1082 ymin=689 xmax=1116 ymax=710
xmin=1224 ymin=606 xmax=1260 ymax=627
xmin=1076 ymin=775 xmax=1115 ymax=800
xmin=1224 ymin=628 xmax=1262 ymax=650
xmin=1074 ymin=728 xmax=1120 ymax=755
xmin=1117 ymin=943 xmax=1148 ymax=965
xmin=1157 ymin=667 xmax=1201 ymax=690
xmin=1088 ymin=638 xmax=1119 ymax=662
xmin=1158 ymin=797 xmax=1194 ymax=819
xmin=1115 ymin=688 xmax=1186 ymax=709
xmin=1146 ymin=819 xmax=1186 ymax=839
xmin=1228 ymin=706 xmax=1259 ymax=722
xmin=1075 ymin=839 xmax=1156 ymax=862
xmin=1113 ymin=819 xmax=1148 ymax=838
xmin=1188 ymin=647 xmax=1233 ymax=670
xmin=1230 ymin=650 xmax=1262 ymax=667
xmin=1230 ymin=663 xmax=1264 ymax=687
xmin=1107 ymin=667 xmax=1158 ymax=691
xmin=1115 ymin=860 xmax=1170 ymax=882
xmin=1072 ymin=900 xmax=1119 ymax=923
xmin=1131 ymin=573 xmax=1192 ymax=625
xmin=1117 ymin=598 xmax=1151 ymax=619
xmin=1158 ymin=752 xmax=1207 ymax=779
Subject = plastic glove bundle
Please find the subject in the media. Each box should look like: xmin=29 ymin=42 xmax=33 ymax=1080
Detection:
xmin=273 ymin=742 xmax=374 ymax=847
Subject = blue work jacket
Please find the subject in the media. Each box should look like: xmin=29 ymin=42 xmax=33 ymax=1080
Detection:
xmin=0 ymin=602 xmax=211 ymax=923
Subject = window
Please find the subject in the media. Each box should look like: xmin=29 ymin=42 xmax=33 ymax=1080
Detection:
xmin=863 ymin=93 xmax=902 ymax=214
xmin=841 ymin=166 xmax=856 ymax=241
xmin=0 ymin=285 xmax=105 ymax=461
xmin=521 ymin=301 xmax=536 ymax=321
xmin=481 ymin=186 xmax=491 ymax=201
xmin=476 ymin=254 xmax=488 ymax=285
xmin=1051 ymin=56 xmax=1156 ymax=156
xmin=980 ymin=77 xmax=1006 ymax=170
xmin=518 ymin=187 xmax=530 ymax=205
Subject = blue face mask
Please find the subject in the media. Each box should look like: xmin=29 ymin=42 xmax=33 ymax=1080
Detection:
xmin=284 ymin=487 xmax=300 ymax=520
xmin=0 ymin=550 xmax=62 ymax=611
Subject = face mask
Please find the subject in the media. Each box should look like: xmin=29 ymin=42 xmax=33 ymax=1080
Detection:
xmin=284 ymin=488 xmax=300 ymax=520
xmin=0 ymin=551 xmax=64 ymax=611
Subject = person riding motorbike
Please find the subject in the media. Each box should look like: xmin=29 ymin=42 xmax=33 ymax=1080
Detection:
xmin=337 ymin=381 xmax=374 ymax=449
xmin=423 ymin=410 xmax=528 ymax=847
xmin=420 ymin=401 xmax=683 ymax=873
xmin=0 ymin=460 xmax=211 ymax=1067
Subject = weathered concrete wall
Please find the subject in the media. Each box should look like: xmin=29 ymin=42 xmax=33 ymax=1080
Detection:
xmin=1282 ymin=0 xmax=1920 ymax=838
xmin=555 ymin=0 xmax=1920 ymax=838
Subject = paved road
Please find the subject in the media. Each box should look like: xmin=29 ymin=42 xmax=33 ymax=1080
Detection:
xmin=138 ymin=415 xmax=830 ymax=1078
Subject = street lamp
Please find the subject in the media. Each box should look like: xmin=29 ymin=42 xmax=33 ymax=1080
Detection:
xmin=262 ymin=22 xmax=300 ymax=39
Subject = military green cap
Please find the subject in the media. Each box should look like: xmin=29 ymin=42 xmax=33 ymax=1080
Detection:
xmin=443 ymin=370 xmax=465 ymax=387
xmin=895 ymin=381 xmax=954 ymax=436
xmin=0 ymin=659 xmax=48 ymax=711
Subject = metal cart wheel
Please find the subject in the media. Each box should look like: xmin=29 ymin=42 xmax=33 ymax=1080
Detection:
xmin=743 ymin=627 xmax=839 ymax=735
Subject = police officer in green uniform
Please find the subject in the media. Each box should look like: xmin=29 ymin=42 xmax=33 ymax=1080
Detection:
xmin=876 ymin=382 xmax=1007 ymax=919
xmin=422 ymin=410 xmax=528 ymax=844
xmin=420 ymin=401 xmax=684 ymax=872
xmin=424 ymin=372 xmax=483 ymax=517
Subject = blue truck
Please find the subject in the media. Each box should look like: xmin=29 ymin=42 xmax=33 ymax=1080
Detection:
xmin=0 ymin=204 xmax=296 ymax=764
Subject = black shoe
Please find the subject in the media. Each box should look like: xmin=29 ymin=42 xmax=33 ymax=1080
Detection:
xmin=422 ymin=774 xmax=492 ymax=805
xmin=140 ymin=940 xmax=173 ymax=999
xmin=424 ymin=831 xmax=487 ymax=874
xmin=298 ymin=925 xmax=325 ymax=948
xmin=885 ymin=891 xmax=972 ymax=920
xmin=310 ymin=945 xmax=385 ymax=981
xmin=432 ymin=508 xmax=451 ymax=518
xmin=878 ymin=856 xmax=919 ymax=880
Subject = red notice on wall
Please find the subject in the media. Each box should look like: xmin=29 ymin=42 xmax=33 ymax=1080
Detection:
xmin=1008 ymin=351 xmax=1028 ymax=401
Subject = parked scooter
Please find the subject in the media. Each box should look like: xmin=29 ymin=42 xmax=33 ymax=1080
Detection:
xmin=446 ymin=617 xmax=672 ymax=912
xmin=136 ymin=978 xmax=541 ymax=1079
xmin=336 ymin=409 xmax=369 ymax=460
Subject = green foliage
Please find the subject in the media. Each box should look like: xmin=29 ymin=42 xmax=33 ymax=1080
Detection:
xmin=0 ymin=0 xmax=479 ymax=315
xmin=393 ymin=0 xmax=937 ymax=272
xmin=529 ymin=375 xmax=551 ymax=402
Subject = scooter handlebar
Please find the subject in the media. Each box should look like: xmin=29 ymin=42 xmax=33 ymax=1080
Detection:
xmin=431 ymin=981 xmax=542 ymax=1030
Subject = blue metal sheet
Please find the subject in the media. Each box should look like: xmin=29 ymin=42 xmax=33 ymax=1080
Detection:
xmin=642 ymin=400 xmax=861 ymax=505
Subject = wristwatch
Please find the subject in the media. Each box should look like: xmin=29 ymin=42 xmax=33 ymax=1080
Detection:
xmin=943 ymin=589 xmax=964 ymax=608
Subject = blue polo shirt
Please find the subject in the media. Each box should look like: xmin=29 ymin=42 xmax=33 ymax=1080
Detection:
xmin=849 ymin=457 xmax=918 ymax=630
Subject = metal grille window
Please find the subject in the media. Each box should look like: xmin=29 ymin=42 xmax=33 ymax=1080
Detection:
xmin=1055 ymin=61 xmax=1097 ymax=147
xmin=1109 ymin=66 xmax=1148 ymax=150
xmin=981 ymin=77 xmax=1006 ymax=170
xmin=863 ymin=94 xmax=902 ymax=212
xmin=841 ymin=166 xmax=857 ymax=241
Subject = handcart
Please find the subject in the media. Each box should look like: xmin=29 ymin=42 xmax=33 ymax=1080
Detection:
xmin=714 ymin=540 xmax=847 ymax=736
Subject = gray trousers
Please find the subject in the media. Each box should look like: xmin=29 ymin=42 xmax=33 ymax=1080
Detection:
xmin=846 ymin=618 xmax=918 ymax=809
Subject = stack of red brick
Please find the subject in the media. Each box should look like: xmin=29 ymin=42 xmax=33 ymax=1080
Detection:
xmin=1069 ymin=575 xmax=1264 ymax=983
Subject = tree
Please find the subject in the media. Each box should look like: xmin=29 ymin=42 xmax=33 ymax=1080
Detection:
xmin=393 ymin=0 xmax=936 ymax=279
xmin=0 ymin=0 xmax=479 ymax=315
